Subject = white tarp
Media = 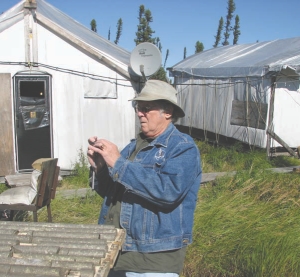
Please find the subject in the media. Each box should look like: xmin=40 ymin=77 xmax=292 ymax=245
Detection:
xmin=170 ymin=37 xmax=300 ymax=78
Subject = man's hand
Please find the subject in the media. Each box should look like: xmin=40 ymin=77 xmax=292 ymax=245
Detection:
xmin=87 ymin=136 xmax=105 ymax=171
xmin=87 ymin=137 xmax=121 ymax=168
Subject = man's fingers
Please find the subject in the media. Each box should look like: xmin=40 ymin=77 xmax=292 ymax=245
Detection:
xmin=88 ymin=136 xmax=98 ymax=145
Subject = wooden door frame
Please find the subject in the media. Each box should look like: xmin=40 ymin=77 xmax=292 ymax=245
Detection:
xmin=0 ymin=73 xmax=15 ymax=176
xmin=13 ymin=71 xmax=53 ymax=172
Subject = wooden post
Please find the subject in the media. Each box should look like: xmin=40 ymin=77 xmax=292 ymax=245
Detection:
xmin=266 ymin=77 xmax=276 ymax=158
xmin=266 ymin=128 xmax=297 ymax=158
xmin=0 ymin=73 xmax=14 ymax=176
xmin=24 ymin=0 xmax=37 ymax=8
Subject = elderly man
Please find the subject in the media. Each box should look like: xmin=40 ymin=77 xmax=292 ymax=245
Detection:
xmin=87 ymin=80 xmax=202 ymax=277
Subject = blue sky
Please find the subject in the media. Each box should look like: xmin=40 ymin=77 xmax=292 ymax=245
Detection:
xmin=1 ymin=0 xmax=300 ymax=69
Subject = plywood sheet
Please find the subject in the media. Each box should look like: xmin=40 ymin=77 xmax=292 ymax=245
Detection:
xmin=0 ymin=73 xmax=14 ymax=176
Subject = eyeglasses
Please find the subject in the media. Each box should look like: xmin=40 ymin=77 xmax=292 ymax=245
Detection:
xmin=134 ymin=104 xmax=157 ymax=114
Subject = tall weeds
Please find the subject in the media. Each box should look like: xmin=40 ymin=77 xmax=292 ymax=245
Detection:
xmin=183 ymin=167 xmax=300 ymax=277
xmin=59 ymin=148 xmax=90 ymax=189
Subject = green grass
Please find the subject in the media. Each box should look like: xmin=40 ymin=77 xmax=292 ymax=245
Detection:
xmin=38 ymin=192 xmax=103 ymax=224
xmin=183 ymin=169 xmax=300 ymax=276
xmin=57 ymin=148 xmax=91 ymax=190
xmin=196 ymin=140 xmax=300 ymax=173
xmin=0 ymin=183 xmax=7 ymax=194
xmin=181 ymin=142 xmax=300 ymax=276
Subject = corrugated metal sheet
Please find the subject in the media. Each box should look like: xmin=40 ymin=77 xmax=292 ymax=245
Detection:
xmin=0 ymin=221 xmax=125 ymax=277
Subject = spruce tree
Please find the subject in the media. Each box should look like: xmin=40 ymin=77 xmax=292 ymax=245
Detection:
xmin=114 ymin=18 xmax=123 ymax=45
xmin=90 ymin=19 xmax=97 ymax=32
xmin=164 ymin=49 xmax=169 ymax=68
xmin=222 ymin=0 xmax=236 ymax=46
xmin=213 ymin=17 xmax=223 ymax=48
xmin=150 ymin=67 xmax=168 ymax=82
xmin=155 ymin=37 xmax=162 ymax=51
xmin=233 ymin=15 xmax=241 ymax=45
xmin=195 ymin=41 xmax=204 ymax=53
xmin=134 ymin=5 xmax=156 ymax=45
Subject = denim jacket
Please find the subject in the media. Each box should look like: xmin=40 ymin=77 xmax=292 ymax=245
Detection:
xmin=92 ymin=123 xmax=202 ymax=253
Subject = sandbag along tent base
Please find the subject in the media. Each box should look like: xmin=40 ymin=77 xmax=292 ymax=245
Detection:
xmin=169 ymin=37 xmax=300 ymax=156
xmin=0 ymin=0 xmax=139 ymax=176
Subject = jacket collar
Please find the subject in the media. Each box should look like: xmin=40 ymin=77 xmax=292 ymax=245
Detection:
xmin=141 ymin=123 xmax=176 ymax=148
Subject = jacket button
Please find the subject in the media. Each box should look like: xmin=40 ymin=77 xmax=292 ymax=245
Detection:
xmin=114 ymin=173 xmax=119 ymax=178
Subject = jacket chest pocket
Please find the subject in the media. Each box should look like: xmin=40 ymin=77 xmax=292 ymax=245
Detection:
xmin=154 ymin=148 xmax=166 ymax=172
xmin=135 ymin=148 xmax=166 ymax=173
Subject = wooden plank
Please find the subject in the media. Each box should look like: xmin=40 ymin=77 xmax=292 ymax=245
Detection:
xmin=0 ymin=203 xmax=37 ymax=211
xmin=24 ymin=11 xmax=31 ymax=64
xmin=50 ymin=166 xmax=60 ymax=199
xmin=201 ymin=171 xmax=236 ymax=183
xmin=36 ymin=170 xmax=49 ymax=208
xmin=36 ymin=159 xmax=58 ymax=207
xmin=0 ymin=73 xmax=15 ymax=176
xmin=5 ymin=174 xmax=32 ymax=187
xmin=266 ymin=78 xmax=276 ymax=157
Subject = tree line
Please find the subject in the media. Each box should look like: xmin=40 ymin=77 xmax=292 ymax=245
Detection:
xmin=89 ymin=0 xmax=240 ymax=81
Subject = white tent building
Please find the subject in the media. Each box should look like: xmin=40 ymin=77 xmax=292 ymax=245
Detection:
xmin=0 ymin=0 xmax=140 ymax=176
xmin=169 ymin=37 xmax=300 ymax=155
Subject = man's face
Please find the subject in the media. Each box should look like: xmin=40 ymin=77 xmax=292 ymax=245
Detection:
xmin=135 ymin=101 xmax=172 ymax=138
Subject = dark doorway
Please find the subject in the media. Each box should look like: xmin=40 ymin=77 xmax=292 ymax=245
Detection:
xmin=14 ymin=73 xmax=52 ymax=171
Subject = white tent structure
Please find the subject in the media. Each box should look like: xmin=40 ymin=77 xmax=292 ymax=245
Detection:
xmin=169 ymin=37 xmax=300 ymax=156
xmin=0 ymin=0 xmax=140 ymax=176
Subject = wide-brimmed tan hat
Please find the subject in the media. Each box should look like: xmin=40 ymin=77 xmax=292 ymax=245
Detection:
xmin=129 ymin=80 xmax=185 ymax=117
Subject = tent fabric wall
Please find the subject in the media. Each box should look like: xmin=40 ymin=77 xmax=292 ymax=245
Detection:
xmin=273 ymin=88 xmax=300 ymax=148
xmin=36 ymin=24 xmax=120 ymax=99
xmin=176 ymin=77 xmax=269 ymax=148
xmin=0 ymin=21 xmax=25 ymax=63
